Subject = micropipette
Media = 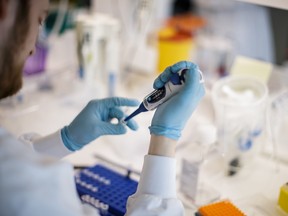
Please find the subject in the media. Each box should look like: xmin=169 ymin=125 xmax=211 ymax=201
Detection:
xmin=123 ymin=68 xmax=204 ymax=123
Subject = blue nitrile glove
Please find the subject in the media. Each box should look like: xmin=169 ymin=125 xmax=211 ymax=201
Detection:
xmin=61 ymin=97 xmax=139 ymax=151
xmin=149 ymin=61 xmax=205 ymax=140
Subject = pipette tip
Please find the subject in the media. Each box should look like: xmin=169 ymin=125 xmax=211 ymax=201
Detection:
xmin=120 ymin=119 xmax=127 ymax=125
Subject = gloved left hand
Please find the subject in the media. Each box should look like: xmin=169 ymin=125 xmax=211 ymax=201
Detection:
xmin=61 ymin=97 xmax=139 ymax=151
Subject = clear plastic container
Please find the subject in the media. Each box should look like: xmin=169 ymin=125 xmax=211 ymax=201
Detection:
xmin=211 ymin=76 xmax=268 ymax=175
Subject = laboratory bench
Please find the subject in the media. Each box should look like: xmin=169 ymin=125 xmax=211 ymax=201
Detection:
xmin=0 ymin=71 xmax=288 ymax=216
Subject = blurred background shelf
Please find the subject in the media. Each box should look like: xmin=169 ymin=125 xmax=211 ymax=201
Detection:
xmin=237 ymin=0 xmax=288 ymax=10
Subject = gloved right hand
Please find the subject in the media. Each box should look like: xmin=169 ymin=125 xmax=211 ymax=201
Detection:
xmin=149 ymin=61 xmax=205 ymax=140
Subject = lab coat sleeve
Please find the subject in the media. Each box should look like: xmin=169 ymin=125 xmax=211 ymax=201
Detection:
xmin=0 ymin=127 xmax=100 ymax=216
xmin=125 ymin=155 xmax=184 ymax=216
xmin=19 ymin=130 xmax=72 ymax=158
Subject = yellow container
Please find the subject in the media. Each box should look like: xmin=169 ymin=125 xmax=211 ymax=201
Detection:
xmin=157 ymin=27 xmax=193 ymax=73
xmin=278 ymin=183 xmax=288 ymax=214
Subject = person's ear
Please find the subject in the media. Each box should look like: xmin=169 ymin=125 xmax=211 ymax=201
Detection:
xmin=0 ymin=0 xmax=8 ymax=20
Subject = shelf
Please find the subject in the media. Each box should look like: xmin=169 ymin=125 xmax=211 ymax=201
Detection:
xmin=237 ymin=0 xmax=288 ymax=10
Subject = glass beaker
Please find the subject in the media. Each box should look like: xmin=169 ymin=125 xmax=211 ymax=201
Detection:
xmin=211 ymin=76 xmax=268 ymax=175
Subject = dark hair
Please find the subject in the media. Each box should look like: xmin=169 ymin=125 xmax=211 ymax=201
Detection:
xmin=13 ymin=0 xmax=30 ymax=49
xmin=0 ymin=0 xmax=30 ymax=99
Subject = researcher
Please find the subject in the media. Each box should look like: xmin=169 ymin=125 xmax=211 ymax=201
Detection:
xmin=0 ymin=0 xmax=205 ymax=215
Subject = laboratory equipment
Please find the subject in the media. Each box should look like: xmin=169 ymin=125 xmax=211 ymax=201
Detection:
xmin=196 ymin=200 xmax=245 ymax=216
xmin=269 ymin=90 xmax=288 ymax=163
xmin=23 ymin=42 xmax=48 ymax=76
xmin=91 ymin=0 xmax=157 ymax=75
xmin=179 ymin=125 xmax=221 ymax=207
xmin=211 ymin=76 xmax=268 ymax=175
xmin=76 ymin=13 xmax=120 ymax=97
xmin=124 ymin=68 xmax=204 ymax=122
xmin=75 ymin=164 xmax=138 ymax=216
xmin=235 ymin=194 xmax=286 ymax=216
xmin=278 ymin=182 xmax=288 ymax=214
xmin=158 ymin=15 xmax=205 ymax=73
xmin=157 ymin=27 xmax=194 ymax=73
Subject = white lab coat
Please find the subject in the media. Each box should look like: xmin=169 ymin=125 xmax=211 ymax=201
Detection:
xmin=0 ymin=127 xmax=184 ymax=216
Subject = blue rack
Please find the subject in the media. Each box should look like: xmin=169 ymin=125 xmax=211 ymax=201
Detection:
xmin=75 ymin=164 xmax=138 ymax=216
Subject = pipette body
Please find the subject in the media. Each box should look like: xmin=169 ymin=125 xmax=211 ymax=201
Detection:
xmin=123 ymin=69 xmax=189 ymax=122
